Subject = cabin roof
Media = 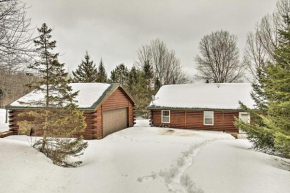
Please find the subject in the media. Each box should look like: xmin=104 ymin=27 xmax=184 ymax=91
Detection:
xmin=147 ymin=83 xmax=255 ymax=110
xmin=6 ymin=83 xmax=130 ymax=110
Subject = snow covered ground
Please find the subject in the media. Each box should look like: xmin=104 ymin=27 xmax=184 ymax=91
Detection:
xmin=0 ymin=108 xmax=6 ymax=123
xmin=0 ymin=120 xmax=289 ymax=193
xmin=0 ymin=109 xmax=8 ymax=132
xmin=185 ymin=140 xmax=290 ymax=193
xmin=0 ymin=123 xmax=9 ymax=132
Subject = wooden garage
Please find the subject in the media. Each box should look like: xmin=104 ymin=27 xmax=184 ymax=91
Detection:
xmin=6 ymin=83 xmax=135 ymax=140
xmin=148 ymin=83 xmax=253 ymax=133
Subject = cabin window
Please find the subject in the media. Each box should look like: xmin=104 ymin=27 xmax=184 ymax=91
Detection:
xmin=204 ymin=111 xmax=214 ymax=125
xmin=239 ymin=112 xmax=250 ymax=123
xmin=162 ymin=110 xmax=170 ymax=123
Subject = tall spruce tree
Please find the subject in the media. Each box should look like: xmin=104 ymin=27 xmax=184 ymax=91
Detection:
xmin=127 ymin=66 xmax=138 ymax=93
xmin=236 ymin=13 xmax=290 ymax=158
xmin=97 ymin=58 xmax=107 ymax=82
xmin=143 ymin=60 xmax=154 ymax=80
xmin=72 ymin=51 xmax=98 ymax=83
xmin=125 ymin=65 xmax=155 ymax=117
xmin=18 ymin=23 xmax=88 ymax=167
xmin=110 ymin=64 xmax=129 ymax=86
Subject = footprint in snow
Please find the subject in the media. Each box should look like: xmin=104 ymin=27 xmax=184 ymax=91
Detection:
xmin=137 ymin=173 xmax=158 ymax=183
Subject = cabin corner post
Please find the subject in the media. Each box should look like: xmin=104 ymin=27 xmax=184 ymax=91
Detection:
xmin=132 ymin=103 xmax=136 ymax=126
xmin=149 ymin=110 xmax=153 ymax=126
xmin=8 ymin=109 xmax=18 ymax=135
xmin=97 ymin=105 xmax=103 ymax=139
xmin=185 ymin=111 xmax=187 ymax=128
xmin=90 ymin=111 xmax=96 ymax=140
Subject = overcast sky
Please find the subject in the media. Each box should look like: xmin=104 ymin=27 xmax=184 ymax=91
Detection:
xmin=23 ymin=0 xmax=277 ymax=80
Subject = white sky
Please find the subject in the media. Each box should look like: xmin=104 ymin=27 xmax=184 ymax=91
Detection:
xmin=23 ymin=0 xmax=277 ymax=80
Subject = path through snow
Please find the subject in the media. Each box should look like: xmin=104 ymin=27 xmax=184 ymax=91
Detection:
xmin=161 ymin=141 xmax=210 ymax=193
xmin=137 ymin=139 xmax=216 ymax=193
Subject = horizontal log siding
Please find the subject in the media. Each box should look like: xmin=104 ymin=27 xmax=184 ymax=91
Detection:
xmin=223 ymin=111 xmax=239 ymax=132
xmin=151 ymin=110 xmax=161 ymax=126
xmin=94 ymin=106 xmax=103 ymax=139
xmin=169 ymin=110 xmax=186 ymax=128
xmin=151 ymin=110 xmax=239 ymax=133
xmin=8 ymin=110 xmax=97 ymax=140
xmin=8 ymin=87 xmax=135 ymax=140
xmin=77 ymin=111 xmax=96 ymax=140
xmin=101 ymin=87 xmax=135 ymax=127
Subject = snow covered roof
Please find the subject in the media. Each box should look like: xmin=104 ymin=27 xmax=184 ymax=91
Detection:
xmin=7 ymin=83 xmax=119 ymax=110
xmin=148 ymin=83 xmax=255 ymax=110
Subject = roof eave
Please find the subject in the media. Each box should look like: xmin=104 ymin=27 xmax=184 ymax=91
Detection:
xmin=5 ymin=106 xmax=96 ymax=111
xmin=147 ymin=105 xmax=247 ymax=111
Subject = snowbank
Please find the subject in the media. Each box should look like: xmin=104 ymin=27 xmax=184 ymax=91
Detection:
xmin=0 ymin=138 xmax=68 ymax=193
xmin=134 ymin=118 xmax=150 ymax=127
xmin=0 ymin=123 xmax=9 ymax=132
xmin=0 ymin=109 xmax=8 ymax=132
xmin=0 ymin=120 xmax=289 ymax=193
xmin=0 ymin=108 xmax=6 ymax=123
xmin=0 ymin=122 xmax=232 ymax=193
xmin=185 ymin=139 xmax=290 ymax=193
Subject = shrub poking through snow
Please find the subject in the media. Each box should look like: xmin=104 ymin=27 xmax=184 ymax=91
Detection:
xmin=18 ymin=23 xmax=87 ymax=167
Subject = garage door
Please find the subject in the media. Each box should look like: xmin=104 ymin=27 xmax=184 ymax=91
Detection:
xmin=103 ymin=108 xmax=128 ymax=137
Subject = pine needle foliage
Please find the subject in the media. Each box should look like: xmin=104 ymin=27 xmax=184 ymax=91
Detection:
xmin=110 ymin=64 xmax=129 ymax=86
xmin=72 ymin=51 xmax=98 ymax=83
xmin=236 ymin=12 xmax=290 ymax=158
xmin=18 ymin=23 xmax=88 ymax=167
xmin=96 ymin=58 xmax=107 ymax=82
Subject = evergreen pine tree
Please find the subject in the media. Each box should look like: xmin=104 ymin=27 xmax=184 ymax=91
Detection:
xmin=143 ymin=60 xmax=153 ymax=80
xmin=72 ymin=51 xmax=98 ymax=83
xmin=236 ymin=13 xmax=290 ymax=158
xmin=125 ymin=65 xmax=155 ymax=117
xmin=127 ymin=66 xmax=138 ymax=93
xmin=18 ymin=23 xmax=88 ymax=167
xmin=154 ymin=77 xmax=161 ymax=92
xmin=110 ymin=64 xmax=129 ymax=86
xmin=96 ymin=58 xmax=107 ymax=82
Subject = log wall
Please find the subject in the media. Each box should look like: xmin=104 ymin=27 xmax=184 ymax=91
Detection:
xmin=8 ymin=87 xmax=135 ymax=140
xmin=151 ymin=110 xmax=239 ymax=133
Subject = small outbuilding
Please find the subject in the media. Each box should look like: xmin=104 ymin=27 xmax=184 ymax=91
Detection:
xmin=6 ymin=83 xmax=135 ymax=140
xmin=147 ymin=83 xmax=254 ymax=133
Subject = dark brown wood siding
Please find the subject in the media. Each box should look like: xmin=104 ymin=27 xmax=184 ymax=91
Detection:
xmin=95 ymin=87 xmax=135 ymax=139
xmin=151 ymin=110 xmax=239 ymax=133
xmin=8 ymin=87 xmax=135 ymax=140
xmin=8 ymin=109 xmax=98 ymax=140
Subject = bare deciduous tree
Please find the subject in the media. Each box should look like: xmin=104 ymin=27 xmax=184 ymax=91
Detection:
xmin=0 ymin=0 xmax=35 ymax=108
xmin=0 ymin=69 xmax=39 ymax=108
xmin=0 ymin=0 xmax=33 ymax=70
xmin=244 ymin=0 xmax=290 ymax=80
xmin=195 ymin=30 xmax=244 ymax=83
xmin=135 ymin=39 xmax=187 ymax=86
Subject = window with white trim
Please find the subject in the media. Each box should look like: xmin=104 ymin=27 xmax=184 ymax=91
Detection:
xmin=162 ymin=110 xmax=170 ymax=123
xmin=204 ymin=111 xmax=214 ymax=125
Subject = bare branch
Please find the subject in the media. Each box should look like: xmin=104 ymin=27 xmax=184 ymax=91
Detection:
xmin=135 ymin=38 xmax=187 ymax=85
xmin=195 ymin=30 xmax=244 ymax=83
xmin=244 ymin=0 xmax=290 ymax=81
xmin=0 ymin=0 xmax=34 ymax=71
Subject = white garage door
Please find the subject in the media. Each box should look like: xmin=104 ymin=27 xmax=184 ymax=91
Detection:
xmin=103 ymin=108 xmax=128 ymax=137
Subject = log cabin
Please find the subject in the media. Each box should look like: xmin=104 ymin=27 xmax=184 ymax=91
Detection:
xmin=147 ymin=83 xmax=254 ymax=133
xmin=6 ymin=83 xmax=135 ymax=140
